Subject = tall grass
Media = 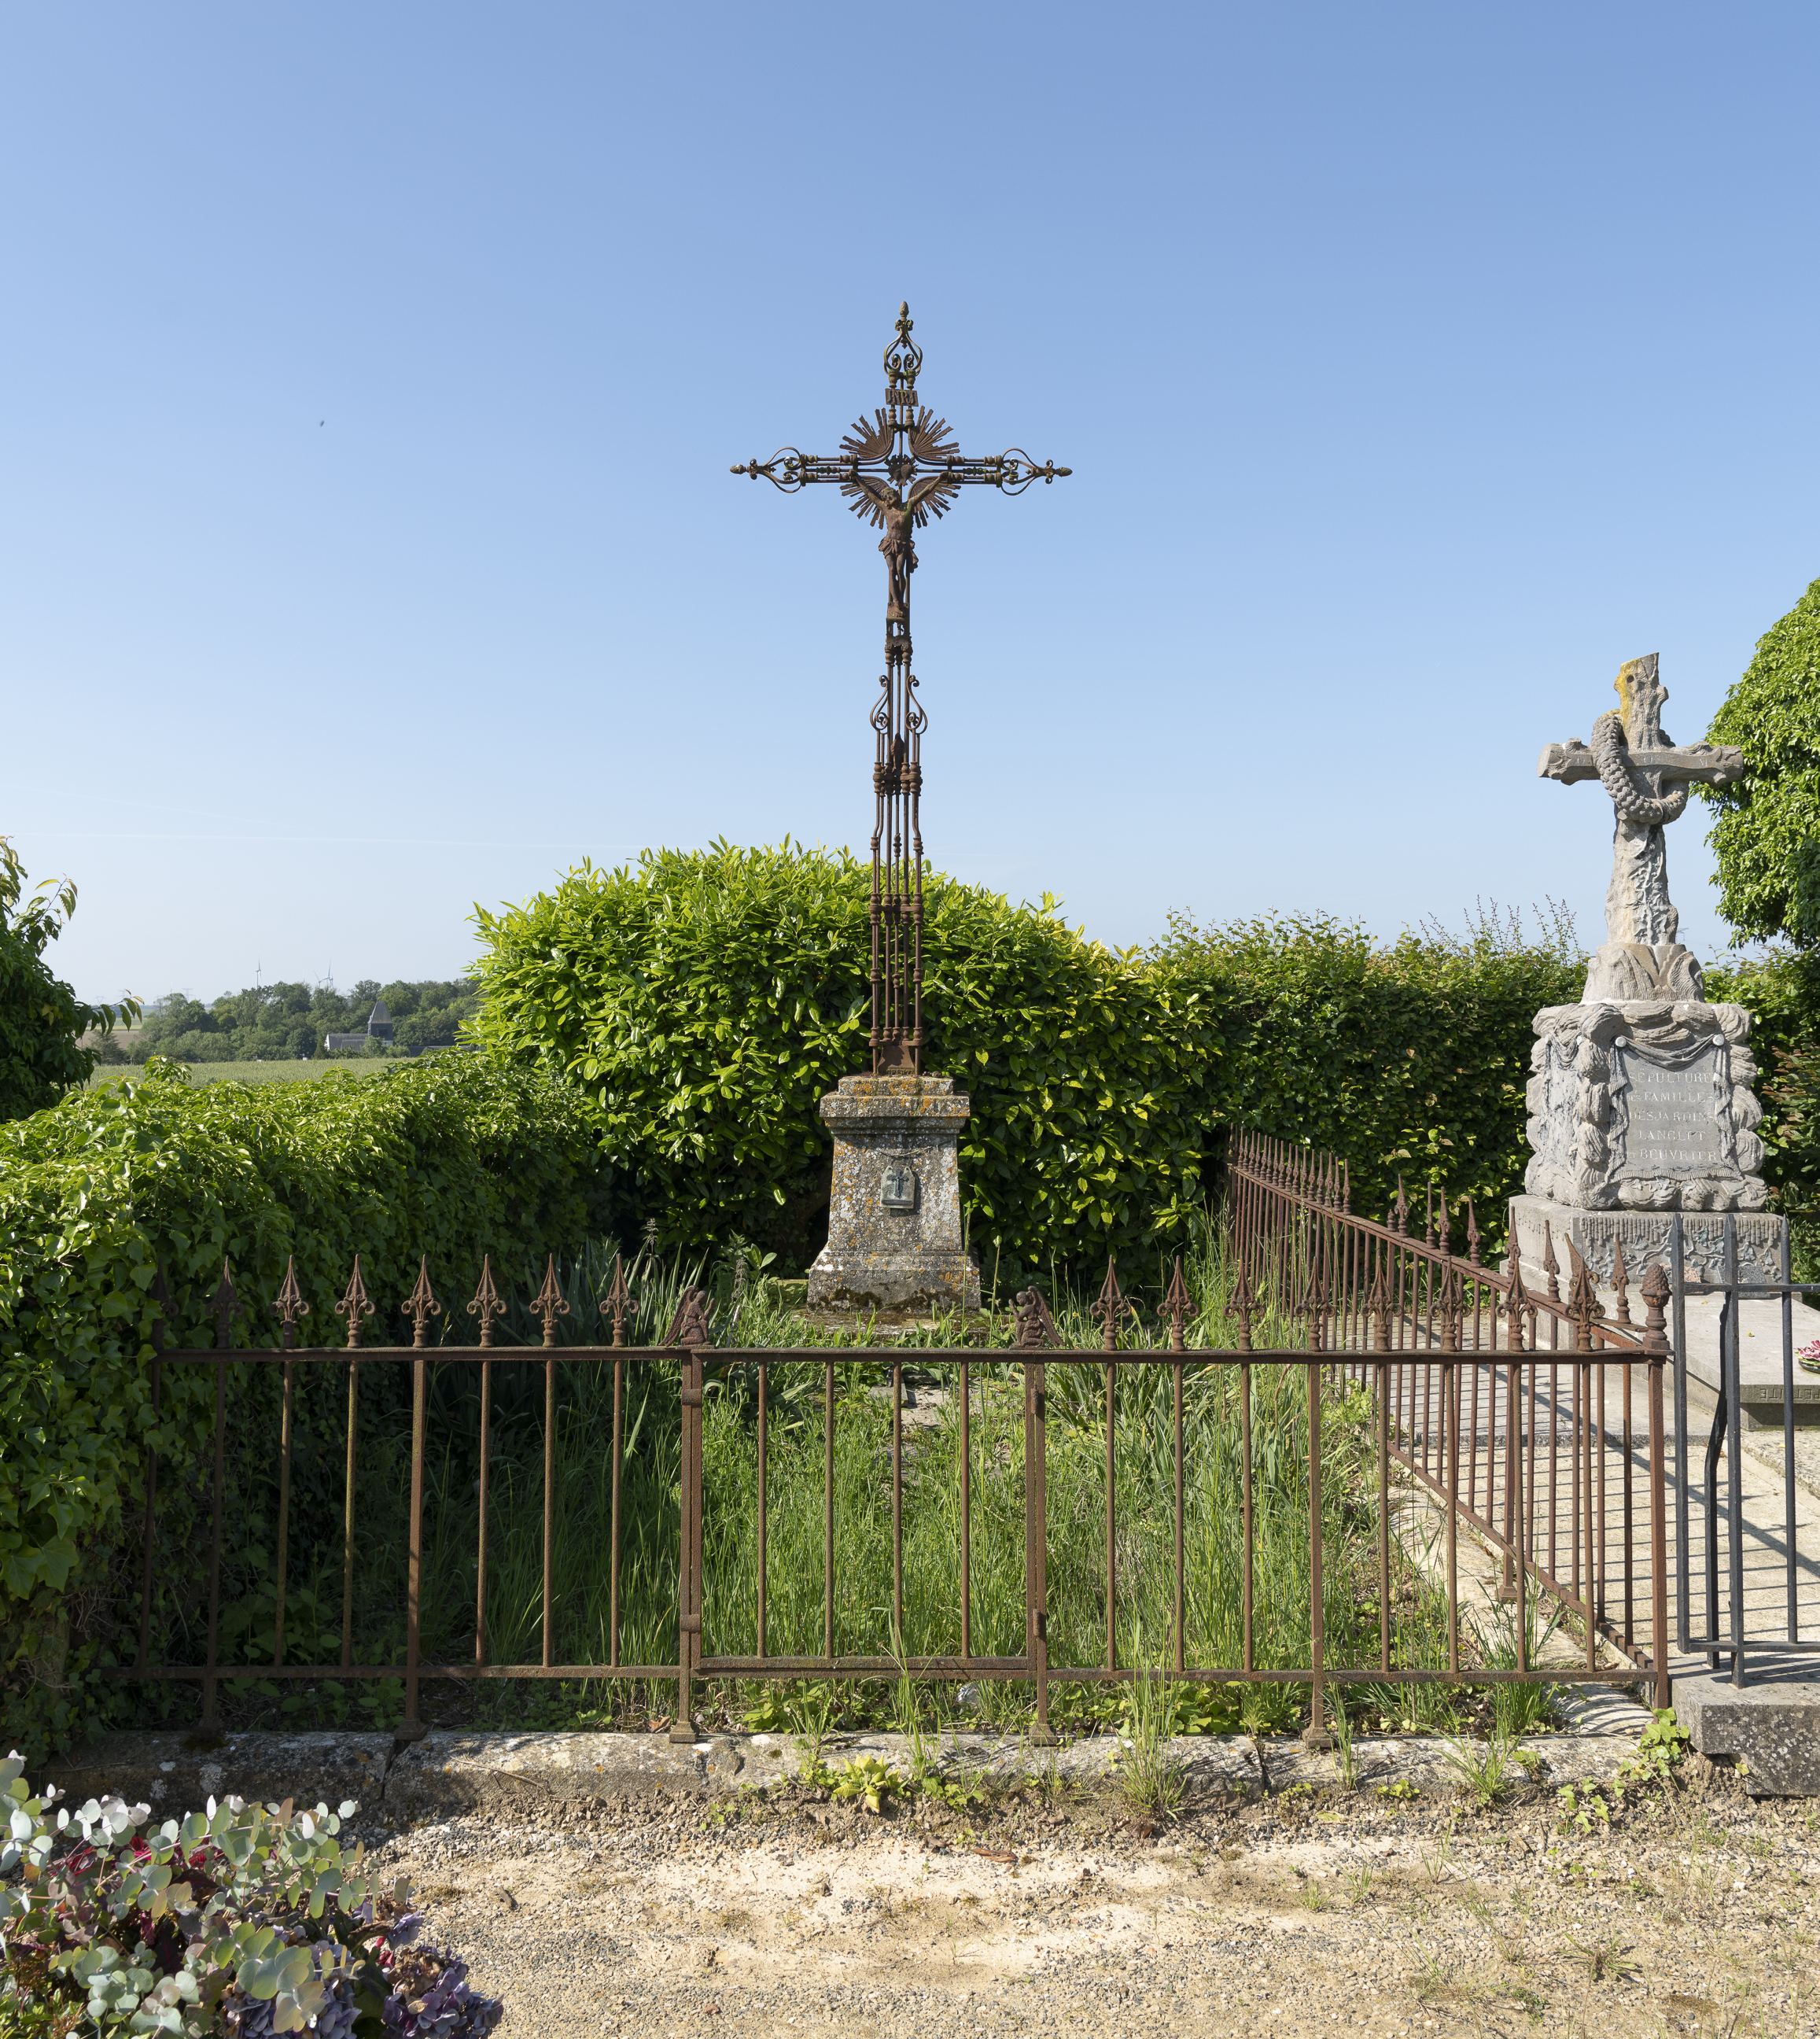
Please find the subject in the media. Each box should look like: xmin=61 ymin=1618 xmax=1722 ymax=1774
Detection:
xmin=130 ymin=1217 xmax=1455 ymax=1735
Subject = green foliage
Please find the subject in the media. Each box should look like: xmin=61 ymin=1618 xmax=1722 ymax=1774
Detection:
xmin=1705 ymin=949 xmax=1820 ymax=1270
xmin=0 ymin=1056 xmax=613 ymax=1761
xmin=1159 ymin=901 xmax=1586 ymax=1238
xmin=120 ymin=979 xmax=479 ymax=1066
xmin=1701 ymin=574 xmax=1820 ymax=945
xmin=0 ymin=1757 xmax=501 ymax=2035
xmin=470 ymin=842 xmax=1216 ymax=1279
xmin=0 ymin=840 xmax=134 ymax=1119
xmin=470 ymin=844 xmax=1585 ymax=1276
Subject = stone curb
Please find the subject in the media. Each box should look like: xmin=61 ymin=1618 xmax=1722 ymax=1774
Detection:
xmin=46 ymin=1705 xmax=1656 ymax=1829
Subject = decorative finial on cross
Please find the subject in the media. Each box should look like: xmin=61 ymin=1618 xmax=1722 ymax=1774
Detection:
xmin=1538 ymin=654 xmax=1744 ymax=1002
xmin=735 ymin=304 xmax=1070 ymax=1074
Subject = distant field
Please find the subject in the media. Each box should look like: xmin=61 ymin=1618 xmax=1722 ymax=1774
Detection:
xmin=87 ymin=1059 xmax=397 ymax=1089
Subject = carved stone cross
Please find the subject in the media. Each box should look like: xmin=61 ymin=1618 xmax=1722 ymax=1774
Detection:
xmin=1538 ymin=653 xmax=1743 ymax=1002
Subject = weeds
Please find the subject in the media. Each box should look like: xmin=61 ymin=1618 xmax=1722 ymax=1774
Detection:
xmin=1331 ymin=1690 xmax=1360 ymax=1790
xmin=1117 ymin=1636 xmax=1187 ymax=1823
xmin=1441 ymin=1727 xmax=1519 ymax=1808
xmin=1567 ymin=1933 xmax=1641 ymax=1984
xmin=829 ymin=1756 xmax=904 ymax=1813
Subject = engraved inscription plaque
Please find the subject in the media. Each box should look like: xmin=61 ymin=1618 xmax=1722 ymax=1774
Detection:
xmin=1615 ymin=1043 xmax=1727 ymax=1177
xmin=880 ymin=1165 xmax=917 ymax=1211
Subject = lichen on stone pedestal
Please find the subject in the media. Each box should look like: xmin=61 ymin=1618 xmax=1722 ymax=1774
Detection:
xmin=807 ymin=1075 xmax=982 ymax=1312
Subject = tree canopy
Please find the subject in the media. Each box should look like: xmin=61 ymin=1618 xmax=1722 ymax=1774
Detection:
xmin=0 ymin=841 xmax=130 ymax=1119
xmin=1702 ymin=573 xmax=1820 ymax=945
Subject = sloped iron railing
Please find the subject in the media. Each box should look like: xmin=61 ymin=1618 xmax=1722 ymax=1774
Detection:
xmin=1228 ymin=1130 xmax=1671 ymax=1705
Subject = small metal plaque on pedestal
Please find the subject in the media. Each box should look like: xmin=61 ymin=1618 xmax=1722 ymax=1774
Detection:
xmin=880 ymin=1166 xmax=917 ymax=1212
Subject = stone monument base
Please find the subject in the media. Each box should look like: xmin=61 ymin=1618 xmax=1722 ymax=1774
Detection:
xmin=1524 ymin=999 xmax=1766 ymax=1212
xmin=1508 ymin=1193 xmax=1786 ymax=1292
xmin=806 ymin=1075 xmax=982 ymax=1313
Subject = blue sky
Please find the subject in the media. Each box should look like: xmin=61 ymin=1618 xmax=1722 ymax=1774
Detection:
xmin=4 ymin=3 xmax=1818 ymax=1007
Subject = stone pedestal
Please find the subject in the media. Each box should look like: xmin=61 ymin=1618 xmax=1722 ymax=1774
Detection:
xmin=1507 ymin=1193 xmax=1786 ymax=1292
xmin=1524 ymin=999 xmax=1767 ymax=1212
xmin=806 ymin=1075 xmax=982 ymax=1312
xmin=1516 ymin=994 xmax=1784 ymax=1292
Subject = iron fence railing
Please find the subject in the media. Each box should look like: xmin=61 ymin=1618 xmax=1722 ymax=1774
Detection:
xmin=1227 ymin=1131 xmax=1671 ymax=1707
xmin=1672 ymin=1211 xmax=1818 ymax=1684
xmin=108 ymin=1162 xmax=1674 ymax=1746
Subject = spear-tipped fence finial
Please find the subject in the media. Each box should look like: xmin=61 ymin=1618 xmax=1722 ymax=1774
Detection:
xmin=1505 ymin=1259 xmax=1531 ymax=1351
xmin=600 ymin=1252 xmax=633 ymax=1348
xmin=1160 ymin=1256 xmax=1192 ymax=1353
xmin=1465 ymin=1198 xmax=1480 ymax=1267
xmin=532 ymin=1255 xmax=571 ymax=1348
xmin=1436 ymin=1259 xmax=1464 ymax=1352
xmin=1394 ymin=1175 xmax=1409 ymax=1237
xmin=334 ymin=1257 xmax=374 ymax=1350
xmin=1090 ymin=1257 xmax=1133 ymax=1352
xmin=1611 ymin=1237 xmax=1632 ymax=1326
xmin=402 ymin=1258 xmax=442 ymax=1349
xmin=271 ymin=1257 xmax=308 ymax=1351
xmin=1231 ymin=1261 xmax=1255 ymax=1353
xmin=1566 ymin=1241 xmax=1600 ymax=1348
xmin=1367 ymin=1260 xmax=1392 ymax=1352
xmin=1542 ymin=1222 xmax=1561 ymax=1305
xmin=467 ymin=1256 xmax=506 ymax=1348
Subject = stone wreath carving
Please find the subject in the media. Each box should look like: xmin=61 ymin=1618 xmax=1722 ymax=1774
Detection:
xmin=1589 ymin=708 xmax=1689 ymax=828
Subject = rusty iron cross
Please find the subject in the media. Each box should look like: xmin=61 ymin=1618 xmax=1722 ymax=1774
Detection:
xmin=734 ymin=303 xmax=1069 ymax=1074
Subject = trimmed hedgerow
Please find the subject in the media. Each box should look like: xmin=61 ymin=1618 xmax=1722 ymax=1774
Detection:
xmin=470 ymin=844 xmax=1590 ymax=1279
xmin=469 ymin=844 xmax=1221 ymax=1285
xmin=0 ymin=1056 xmax=613 ymax=1761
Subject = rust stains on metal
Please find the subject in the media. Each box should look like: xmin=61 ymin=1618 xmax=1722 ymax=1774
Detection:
xmin=333 ymin=1257 xmax=374 ymax=1350
xmin=734 ymin=302 xmax=1069 ymax=1075
xmin=402 ymin=1256 xmax=442 ymax=1349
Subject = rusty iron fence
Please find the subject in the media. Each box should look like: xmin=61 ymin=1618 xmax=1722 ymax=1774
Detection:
xmin=1228 ymin=1130 xmax=1671 ymax=1708
xmin=110 ymin=1147 xmax=1676 ymax=1749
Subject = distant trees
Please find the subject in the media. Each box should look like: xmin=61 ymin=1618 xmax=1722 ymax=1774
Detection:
xmin=105 ymin=978 xmax=479 ymax=1064
xmin=0 ymin=840 xmax=135 ymax=1117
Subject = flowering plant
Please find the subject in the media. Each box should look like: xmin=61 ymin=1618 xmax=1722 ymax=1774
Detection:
xmin=0 ymin=1754 xmax=501 ymax=2036
xmin=1798 ymin=1338 xmax=1820 ymax=1376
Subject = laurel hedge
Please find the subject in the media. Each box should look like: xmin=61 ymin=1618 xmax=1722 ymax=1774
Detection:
xmin=0 ymin=1056 xmax=614 ymax=1760
xmin=470 ymin=843 xmax=1591 ymax=1279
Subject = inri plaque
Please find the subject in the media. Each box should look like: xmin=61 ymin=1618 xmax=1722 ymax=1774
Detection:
xmin=1615 ymin=1041 xmax=1728 ymax=1178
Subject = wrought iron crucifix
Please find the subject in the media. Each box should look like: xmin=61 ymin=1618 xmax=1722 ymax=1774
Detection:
xmin=733 ymin=302 xmax=1070 ymax=1073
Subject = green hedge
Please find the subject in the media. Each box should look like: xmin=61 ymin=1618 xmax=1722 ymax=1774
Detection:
xmin=470 ymin=846 xmax=1590 ymax=1279
xmin=0 ymin=1056 xmax=613 ymax=1760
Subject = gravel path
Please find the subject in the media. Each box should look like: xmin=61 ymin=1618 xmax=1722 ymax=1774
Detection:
xmin=364 ymin=1757 xmax=1819 ymax=2037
